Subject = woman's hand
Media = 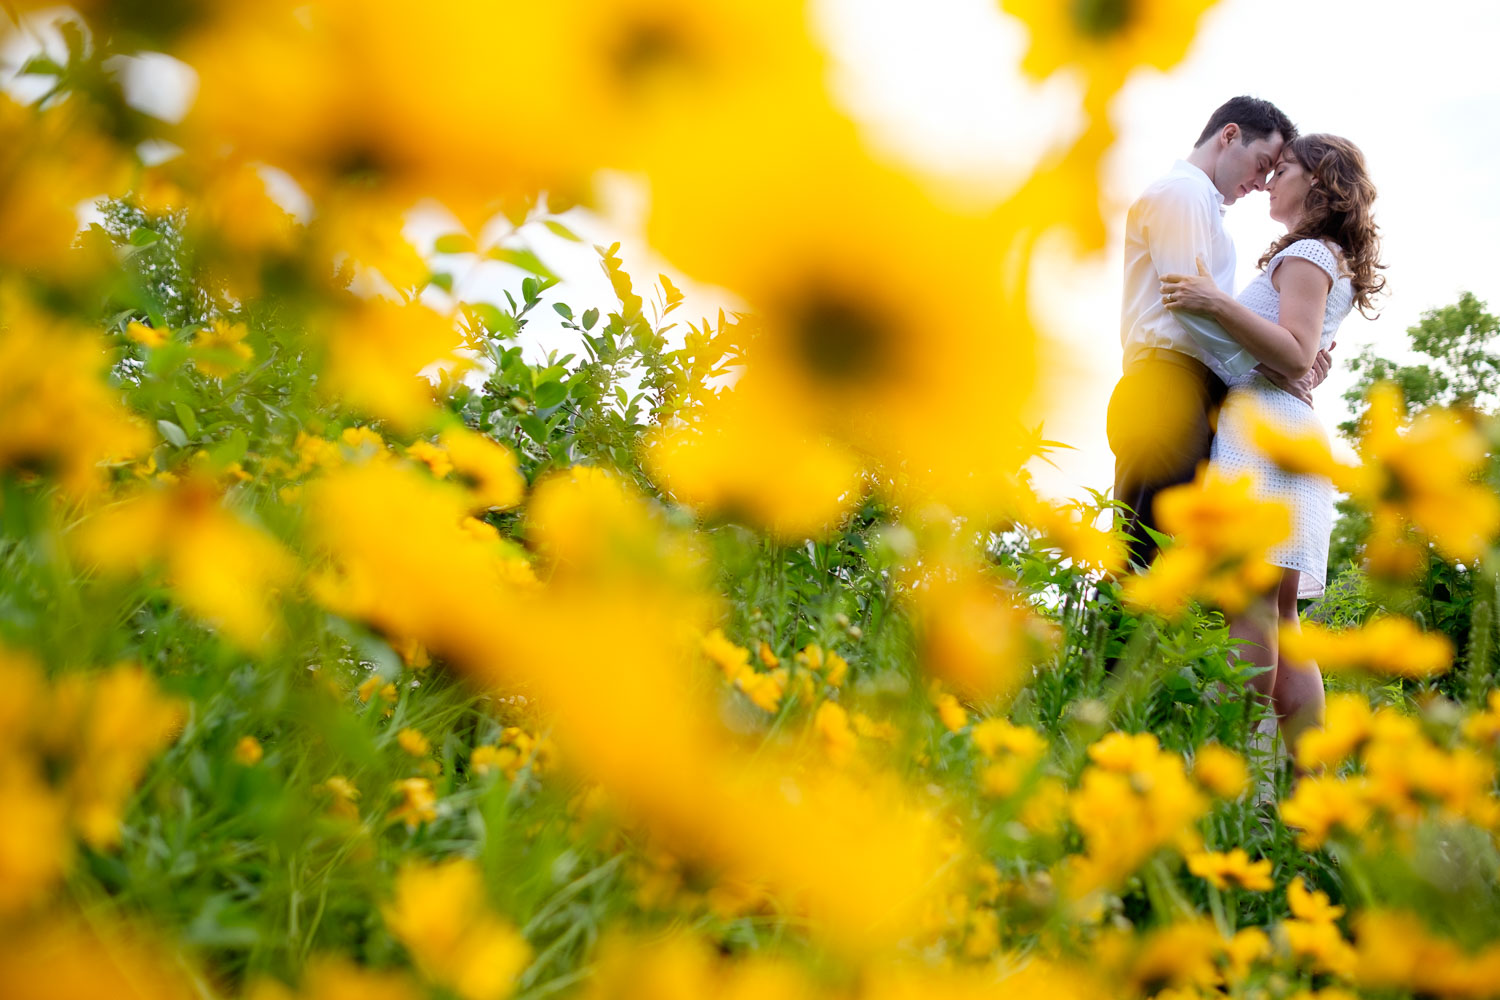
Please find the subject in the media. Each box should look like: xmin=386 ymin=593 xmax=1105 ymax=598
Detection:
xmin=1160 ymin=256 xmax=1225 ymax=315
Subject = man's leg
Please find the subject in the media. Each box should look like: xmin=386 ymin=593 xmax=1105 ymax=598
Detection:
xmin=1106 ymin=353 xmax=1226 ymax=570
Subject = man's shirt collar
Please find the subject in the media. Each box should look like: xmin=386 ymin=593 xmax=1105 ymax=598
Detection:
xmin=1170 ymin=159 xmax=1226 ymax=209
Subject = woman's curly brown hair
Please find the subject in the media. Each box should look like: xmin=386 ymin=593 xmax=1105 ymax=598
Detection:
xmin=1257 ymin=133 xmax=1386 ymax=317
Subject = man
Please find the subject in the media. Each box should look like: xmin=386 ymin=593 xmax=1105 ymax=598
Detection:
xmin=1109 ymin=95 xmax=1328 ymax=571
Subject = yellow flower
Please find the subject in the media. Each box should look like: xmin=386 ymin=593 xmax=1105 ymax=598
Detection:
xmin=646 ymin=103 xmax=1041 ymax=518
xmin=42 ymin=663 xmax=184 ymax=849
xmin=1191 ymin=744 xmax=1249 ymax=799
xmin=192 ymin=319 xmax=255 ymax=379
xmin=124 ymin=321 xmax=167 ymax=348
xmin=389 ymin=778 xmax=438 ymax=829
xmin=910 ymin=560 xmax=1050 ymax=701
xmin=319 ymin=300 xmax=470 ymax=433
xmin=1278 ymin=775 xmax=1372 ymax=850
xmin=814 ymin=701 xmax=857 ymax=765
xmin=1295 ymin=694 xmax=1373 ymax=772
xmin=1125 ymin=471 xmax=1290 ymax=618
xmin=233 ymin=736 xmax=264 ymax=766
xmin=1288 ymin=876 xmax=1345 ymax=923
xmin=1281 ymin=617 xmax=1453 ymax=678
xmin=737 ymin=668 xmax=788 ymax=714
xmin=644 ymin=380 xmax=864 ymax=541
xmin=406 ymin=440 xmax=453 ymax=479
xmin=1087 ymin=730 xmax=1162 ymax=773
xmin=934 ymin=690 xmax=969 ymax=733
xmin=0 ymin=290 xmax=151 ymax=495
xmin=382 ymin=860 xmax=530 ymax=1000
xmin=322 ymin=776 xmax=361 ymax=822
xmin=440 ymin=427 xmax=525 ymax=512
xmin=1186 ymin=848 xmax=1273 ymax=891
xmin=1224 ymin=927 xmax=1271 ymax=983
xmin=1283 ymin=917 xmax=1357 ymax=978
xmin=397 ymin=728 xmax=430 ymax=757
xmin=702 ymin=629 xmax=753 ymax=683
xmin=971 ymin=718 xmax=1048 ymax=761
xmin=1002 ymin=0 xmax=1218 ymax=89
xmin=1347 ymin=383 xmax=1500 ymax=564
xmin=0 ymin=760 xmax=71 ymax=917
xmin=71 ymin=480 xmax=296 ymax=651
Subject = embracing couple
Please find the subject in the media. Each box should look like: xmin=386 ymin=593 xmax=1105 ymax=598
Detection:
xmin=1109 ymin=96 xmax=1385 ymax=761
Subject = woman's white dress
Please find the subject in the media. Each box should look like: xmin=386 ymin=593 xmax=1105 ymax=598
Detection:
xmin=1209 ymin=239 xmax=1355 ymax=600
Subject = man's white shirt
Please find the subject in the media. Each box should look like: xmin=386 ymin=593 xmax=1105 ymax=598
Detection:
xmin=1120 ymin=159 xmax=1257 ymax=381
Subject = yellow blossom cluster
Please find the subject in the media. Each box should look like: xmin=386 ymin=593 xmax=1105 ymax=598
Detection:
xmin=382 ymin=860 xmax=530 ymax=1000
xmin=1280 ymin=616 xmax=1453 ymax=678
xmin=1123 ymin=470 xmax=1289 ymax=618
xmin=1064 ymin=731 xmax=1207 ymax=896
xmin=1282 ymin=694 xmax=1498 ymax=848
xmin=0 ymin=653 xmax=181 ymax=915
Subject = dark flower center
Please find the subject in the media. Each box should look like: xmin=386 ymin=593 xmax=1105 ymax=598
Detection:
xmin=787 ymin=289 xmax=893 ymax=386
xmin=610 ymin=19 xmax=698 ymax=92
xmin=1070 ymin=0 xmax=1133 ymax=38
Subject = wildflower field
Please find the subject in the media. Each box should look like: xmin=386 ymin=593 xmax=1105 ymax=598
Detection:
xmin=6 ymin=2 xmax=1500 ymax=999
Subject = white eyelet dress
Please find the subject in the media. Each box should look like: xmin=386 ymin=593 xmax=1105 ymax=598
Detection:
xmin=1208 ymin=239 xmax=1355 ymax=599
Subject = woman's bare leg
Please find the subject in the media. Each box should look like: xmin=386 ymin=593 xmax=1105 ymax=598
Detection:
xmin=1269 ymin=570 xmax=1325 ymax=772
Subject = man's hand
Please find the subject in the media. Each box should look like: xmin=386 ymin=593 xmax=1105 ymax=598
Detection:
xmin=1256 ymin=341 xmax=1336 ymax=405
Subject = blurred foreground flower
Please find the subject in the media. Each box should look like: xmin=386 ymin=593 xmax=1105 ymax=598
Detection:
xmin=1123 ymin=471 xmax=1288 ymax=618
xmin=1279 ymin=617 xmax=1453 ymax=678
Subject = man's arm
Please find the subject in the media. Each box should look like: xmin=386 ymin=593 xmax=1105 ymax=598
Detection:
xmin=1257 ymin=342 xmax=1336 ymax=406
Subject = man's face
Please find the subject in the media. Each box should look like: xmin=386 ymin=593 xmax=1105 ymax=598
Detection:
xmin=1214 ymin=128 xmax=1284 ymax=205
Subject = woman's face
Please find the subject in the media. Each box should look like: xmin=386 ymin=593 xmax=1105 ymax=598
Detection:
xmin=1267 ymin=153 xmax=1315 ymax=227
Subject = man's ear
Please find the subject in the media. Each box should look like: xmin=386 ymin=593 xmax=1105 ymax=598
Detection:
xmin=1222 ymin=123 xmax=1238 ymax=146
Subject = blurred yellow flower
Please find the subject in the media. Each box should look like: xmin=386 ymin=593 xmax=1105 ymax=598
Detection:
xmin=1295 ymin=694 xmax=1373 ymax=772
xmin=0 ymin=289 xmax=151 ymax=495
xmin=1191 ymin=743 xmax=1249 ymax=799
xmin=1002 ymin=0 xmax=1218 ymax=90
xmin=814 ymin=701 xmax=858 ymax=765
xmin=397 ymin=728 xmax=430 ymax=757
xmin=72 ymin=480 xmax=296 ymax=650
xmin=440 ymin=427 xmax=525 ymax=512
xmin=1278 ymin=775 xmax=1372 ymax=850
xmin=318 ymin=300 xmax=470 ymax=433
xmin=192 ymin=319 xmax=255 ymax=379
xmin=1347 ymin=383 xmax=1500 ymax=565
xmin=382 ymin=860 xmax=530 ymax=1000
xmin=1186 ymin=848 xmax=1273 ymax=891
xmin=934 ymin=690 xmax=969 ymax=733
xmin=0 ymin=760 xmax=70 ymax=917
xmin=1280 ymin=617 xmax=1453 ymax=678
xmin=234 ymin=736 xmax=264 ymax=766
xmin=389 ymin=777 xmax=438 ymax=829
xmin=124 ymin=321 xmax=167 ymax=348
xmin=406 ymin=440 xmax=453 ymax=479
xmin=1124 ymin=471 xmax=1289 ymax=618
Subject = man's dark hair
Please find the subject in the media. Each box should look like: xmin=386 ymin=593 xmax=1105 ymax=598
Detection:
xmin=1194 ymin=96 xmax=1296 ymax=148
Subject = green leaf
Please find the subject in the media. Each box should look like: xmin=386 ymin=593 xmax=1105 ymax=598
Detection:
xmin=534 ymin=379 xmax=567 ymax=409
xmin=581 ymin=308 xmax=599 ymax=331
xmin=427 ymin=271 xmax=454 ymax=292
xmin=543 ymin=220 xmax=582 ymax=242
xmin=518 ymin=415 xmax=549 ymax=443
xmin=18 ymin=55 xmax=64 ymax=76
xmin=128 ymin=227 xmax=161 ymax=247
xmin=552 ymin=302 xmax=573 ymax=320
xmin=433 ymin=233 xmax=476 ymax=254
xmin=172 ymin=401 xmax=200 ymax=438
xmin=157 ymin=419 xmax=189 ymax=448
xmin=213 ymin=429 xmax=249 ymax=467
xmin=488 ymin=246 xmax=559 ymax=281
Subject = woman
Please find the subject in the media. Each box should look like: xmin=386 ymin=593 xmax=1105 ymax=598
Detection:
xmin=1159 ymin=133 xmax=1385 ymax=764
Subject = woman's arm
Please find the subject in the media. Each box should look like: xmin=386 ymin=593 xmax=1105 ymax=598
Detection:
xmin=1161 ymin=256 xmax=1330 ymax=380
